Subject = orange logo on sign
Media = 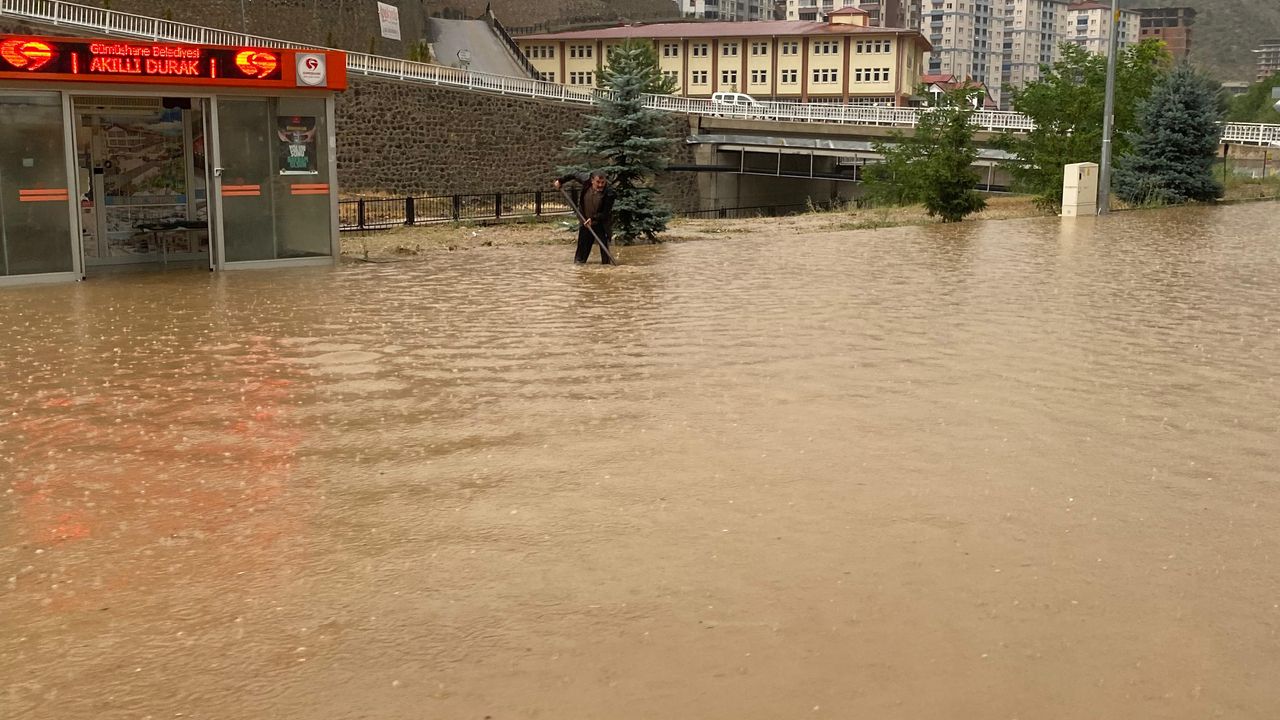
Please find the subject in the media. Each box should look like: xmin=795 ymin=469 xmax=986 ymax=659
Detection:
xmin=234 ymin=50 xmax=278 ymax=78
xmin=0 ymin=39 xmax=55 ymax=71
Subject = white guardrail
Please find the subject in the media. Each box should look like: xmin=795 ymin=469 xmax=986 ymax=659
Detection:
xmin=3 ymin=0 xmax=1279 ymax=144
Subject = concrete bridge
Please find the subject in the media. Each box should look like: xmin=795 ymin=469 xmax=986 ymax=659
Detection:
xmin=673 ymin=116 xmax=1021 ymax=211
xmin=4 ymin=0 xmax=1278 ymax=148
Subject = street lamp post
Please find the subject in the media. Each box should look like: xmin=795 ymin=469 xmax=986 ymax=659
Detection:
xmin=1097 ymin=0 xmax=1122 ymax=214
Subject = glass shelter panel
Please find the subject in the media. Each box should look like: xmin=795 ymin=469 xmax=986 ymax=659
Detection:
xmin=217 ymin=97 xmax=332 ymax=263
xmin=74 ymin=98 xmax=210 ymax=268
xmin=0 ymin=93 xmax=73 ymax=277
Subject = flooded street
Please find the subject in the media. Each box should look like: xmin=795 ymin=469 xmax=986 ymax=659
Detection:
xmin=3 ymin=202 xmax=1279 ymax=719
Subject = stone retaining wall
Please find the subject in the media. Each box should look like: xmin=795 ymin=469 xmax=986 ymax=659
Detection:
xmin=335 ymin=77 xmax=698 ymax=210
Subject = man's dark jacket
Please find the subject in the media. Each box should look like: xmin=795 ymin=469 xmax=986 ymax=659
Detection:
xmin=559 ymin=172 xmax=616 ymax=234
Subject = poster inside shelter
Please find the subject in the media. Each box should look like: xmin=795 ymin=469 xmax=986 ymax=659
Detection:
xmin=277 ymin=115 xmax=318 ymax=174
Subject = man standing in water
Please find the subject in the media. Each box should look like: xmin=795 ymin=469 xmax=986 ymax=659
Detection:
xmin=554 ymin=171 xmax=615 ymax=265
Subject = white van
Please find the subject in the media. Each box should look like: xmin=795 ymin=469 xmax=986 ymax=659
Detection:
xmin=710 ymin=92 xmax=762 ymax=117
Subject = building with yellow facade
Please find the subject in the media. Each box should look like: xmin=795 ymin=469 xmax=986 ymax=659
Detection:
xmin=515 ymin=7 xmax=932 ymax=106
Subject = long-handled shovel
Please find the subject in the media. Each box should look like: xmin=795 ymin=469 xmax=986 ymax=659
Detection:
xmin=559 ymin=186 xmax=617 ymax=265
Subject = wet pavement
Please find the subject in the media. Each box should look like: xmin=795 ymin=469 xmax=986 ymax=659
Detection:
xmin=2 ymin=202 xmax=1279 ymax=719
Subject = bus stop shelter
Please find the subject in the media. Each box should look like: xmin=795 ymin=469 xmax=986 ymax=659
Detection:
xmin=0 ymin=34 xmax=347 ymax=285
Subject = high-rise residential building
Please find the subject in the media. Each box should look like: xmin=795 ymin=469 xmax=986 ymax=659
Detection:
xmin=1000 ymin=0 xmax=1069 ymax=106
xmin=1137 ymin=7 xmax=1195 ymax=60
xmin=921 ymin=0 xmax=1005 ymax=105
xmin=679 ymin=0 xmax=771 ymax=21
xmin=786 ymin=0 xmax=906 ymax=28
xmin=1066 ymin=2 xmax=1139 ymax=56
xmin=1256 ymin=39 xmax=1280 ymax=81
xmin=904 ymin=0 xmax=923 ymax=32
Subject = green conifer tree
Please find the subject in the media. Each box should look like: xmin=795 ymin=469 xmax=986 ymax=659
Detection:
xmin=1114 ymin=64 xmax=1224 ymax=205
xmin=561 ymin=41 xmax=673 ymax=244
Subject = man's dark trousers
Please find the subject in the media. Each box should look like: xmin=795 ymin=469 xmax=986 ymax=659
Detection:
xmin=574 ymin=226 xmax=613 ymax=264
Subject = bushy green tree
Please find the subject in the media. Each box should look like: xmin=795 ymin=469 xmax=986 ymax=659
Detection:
xmin=864 ymin=88 xmax=986 ymax=222
xmin=1226 ymin=73 xmax=1280 ymax=123
xmin=860 ymin=148 xmax=921 ymax=207
xmin=562 ymin=42 xmax=672 ymax=243
xmin=998 ymin=41 xmax=1170 ymax=207
xmin=1114 ymin=64 xmax=1224 ymax=205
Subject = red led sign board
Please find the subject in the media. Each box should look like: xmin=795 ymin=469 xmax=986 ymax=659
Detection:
xmin=0 ymin=35 xmax=346 ymax=90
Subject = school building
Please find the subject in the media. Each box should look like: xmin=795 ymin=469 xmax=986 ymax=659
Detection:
xmin=515 ymin=7 xmax=932 ymax=106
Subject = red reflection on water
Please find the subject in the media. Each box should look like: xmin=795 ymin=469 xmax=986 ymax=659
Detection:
xmin=5 ymin=336 xmax=312 ymax=613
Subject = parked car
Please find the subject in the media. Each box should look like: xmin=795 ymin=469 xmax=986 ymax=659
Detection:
xmin=710 ymin=92 xmax=763 ymax=117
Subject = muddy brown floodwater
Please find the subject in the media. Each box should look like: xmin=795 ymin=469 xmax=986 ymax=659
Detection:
xmin=2 ymin=202 xmax=1279 ymax=719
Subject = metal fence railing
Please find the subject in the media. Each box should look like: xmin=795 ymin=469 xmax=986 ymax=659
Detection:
xmin=337 ymin=191 xmax=851 ymax=232
xmin=2 ymin=0 xmax=1277 ymax=141
xmin=487 ymin=11 xmax=540 ymax=80
xmin=1221 ymin=123 xmax=1280 ymax=147
xmin=339 ymin=191 xmax=573 ymax=231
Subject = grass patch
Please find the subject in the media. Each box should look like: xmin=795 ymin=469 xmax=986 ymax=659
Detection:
xmin=1223 ymin=172 xmax=1280 ymax=201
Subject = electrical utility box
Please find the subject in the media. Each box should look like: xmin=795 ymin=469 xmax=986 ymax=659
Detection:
xmin=1062 ymin=162 xmax=1099 ymax=217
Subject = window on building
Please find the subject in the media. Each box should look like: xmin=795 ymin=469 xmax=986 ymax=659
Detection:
xmin=751 ymin=69 xmax=768 ymax=84
xmin=721 ymin=69 xmax=739 ymax=85
xmin=692 ymin=70 xmax=709 ymax=84
xmin=780 ymin=41 xmax=800 ymax=55
xmin=662 ymin=70 xmax=679 ymax=86
xmin=569 ymin=71 xmax=595 ymax=85
xmin=723 ymin=42 xmax=739 ymax=56
xmin=539 ymin=71 xmax=556 ymax=82
xmin=781 ymin=69 xmax=798 ymax=84
xmin=663 ymin=43 xmax=680 ymax=58
xmin=812 ymin=68 xmax=838 ymax=83
xmin=692 ymin=43 xmax=710 ymax=57
xmin=752 ymin=42 xmax=769 ymax=56
xmin=569 ymin=45 xmax=594 ymax=59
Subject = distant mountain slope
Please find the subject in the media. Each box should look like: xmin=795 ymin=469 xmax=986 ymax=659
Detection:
xmin=425 ymin=0 xmax=681 ymax=30
xmin=1120 ymin=0 xmax=1278 ymax=81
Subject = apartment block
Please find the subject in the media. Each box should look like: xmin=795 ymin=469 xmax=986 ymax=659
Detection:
xmin=1066 ymin=2 xmax=1140 ymax=56
xmin=1001 ymin=0 xmax=1069 ymax=105
xmin=1138 ymin=7 xmax=1195 ymax=60
xmin=678 ymin=0 xmax=772 ymax=21
xmin=1257 ymin=39 xmax=1280 ymax=81
xmin=921 ymin=0 xmax=1005 ymax=105
xmin=786 ymin=0 xmax=907 ymax=28
xmin=518 ymin=9 xmax=931 ymax=105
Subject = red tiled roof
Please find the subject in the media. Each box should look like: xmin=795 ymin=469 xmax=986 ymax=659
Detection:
xmin=519 ymin=20 xmax=930 ymax=47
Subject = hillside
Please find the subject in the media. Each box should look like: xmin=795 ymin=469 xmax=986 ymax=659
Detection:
xmin=1120 ymin=0 xmax=1279 ymax=81
xmin=424 ymin=0 xmax=681 ymax=30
